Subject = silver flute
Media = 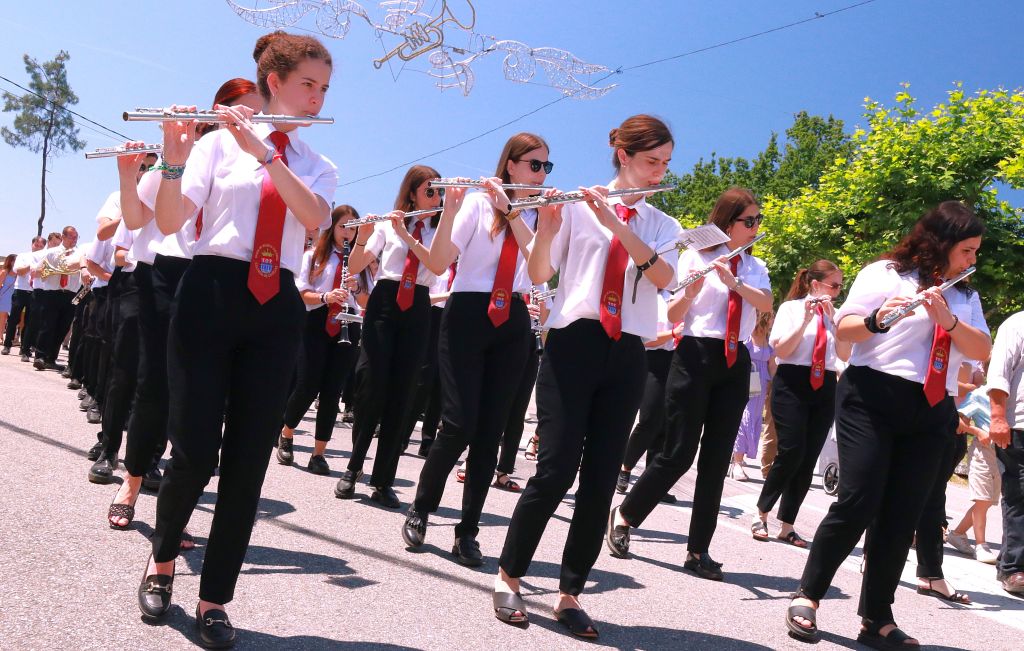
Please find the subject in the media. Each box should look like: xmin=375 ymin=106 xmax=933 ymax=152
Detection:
xmin=338 ymin=241 xmax=352 ymax=344
xmin=668 ymin=233 xmax=767 ymax=295
xmin=346 ymin=207 xmax=442 ymax=228
xmin=878 ymin=266 xmax=976 ymax=329
xmin=84 ymin=144 xmax=163 ymax=159
xmin=123 ymin=108 xmax=334 ymax=125
xmin=428 ymin=179 xmax=552 ymax=192
xmin=508 ymin=184 xmax=675 ymax=210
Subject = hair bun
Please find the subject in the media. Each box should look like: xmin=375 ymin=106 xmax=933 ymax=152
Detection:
xmin=608 ymin=128 xmax=619 ymax=147
xmin=253 ymin=30 xmax=285 ymax=63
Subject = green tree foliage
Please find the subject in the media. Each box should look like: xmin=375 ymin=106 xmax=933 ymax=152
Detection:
xmin=2 ymin=51 xmax=85 ymax=236
xmin=651 ymin=86 xmax=1024 ymax=327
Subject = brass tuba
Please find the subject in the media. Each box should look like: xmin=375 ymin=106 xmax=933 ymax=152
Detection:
xmin=39 ymin=250 xmax=78 ymax=279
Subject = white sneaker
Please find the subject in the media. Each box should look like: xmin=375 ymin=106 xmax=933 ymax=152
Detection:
xmin=975 ymin=543 xmax=998 ymax=565
xmin=946 ymin=530 xmax=975 ymax=557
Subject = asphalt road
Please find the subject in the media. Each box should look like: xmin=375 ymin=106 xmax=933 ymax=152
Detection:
xmin=1 ymin=349 xmax=1021 ymax=650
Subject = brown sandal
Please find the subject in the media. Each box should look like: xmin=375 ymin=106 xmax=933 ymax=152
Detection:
xmin=494 ymin=472 xmax=521 ymax=492
xmin=524 ymin=435 xmax=539 ymax=462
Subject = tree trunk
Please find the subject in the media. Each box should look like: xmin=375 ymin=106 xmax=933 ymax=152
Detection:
xmin=37 ymin=110 xmax=55 ymax=238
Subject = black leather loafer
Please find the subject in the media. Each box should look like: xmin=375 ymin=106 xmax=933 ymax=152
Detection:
xmin=142 ymin=466 xmax=163 ymax=491
xmin=334 ymin=469 xmax=362 ymax=499
xmin=276 ymin=435 xmax=294 ymax=465
xmin=684 ymin=552 xmax=724 ymax=581
xmin=137 ymin=558 xmax=174 ymax=619
xmin=370 ymin=486 xmax=401 ymax=509
xmin=660 ymin=492 xmax=678 ymax=504
xmin=605 ymin=506 xmax=631 ymax=558
xmin=402 ymin=510 xmax=427 ymax=547
xmin=67 ymin=378 xmax=82 ymax=389
xmin=196 ymin=604 xmax=236 ymax=648
xmin=86 ymin=404 xmax=102 ymax=424
xmin=88 ymin=457 xmax=117 ymax=484
xmin=86 ymin=440 xmax=104 ymax=461
xmin=452 ymin=535 xmax=483 ymax=567
xmin=615 ymin=470 xmax=630 ymax=494
xmin=307 ymin=454 xmax=330 ymax=475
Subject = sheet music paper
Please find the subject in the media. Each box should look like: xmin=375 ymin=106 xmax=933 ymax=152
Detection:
xmin=678 ymin=224 xmax=730 ymax=250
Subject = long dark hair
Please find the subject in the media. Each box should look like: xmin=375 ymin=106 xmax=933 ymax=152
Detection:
xmin=785 ymin=259 xmax=840 ymax=300
xmin=395 ymin=165 xmax=441 ymax=229
xmin=704 ymin=187 xmax=758 ymax=250
xmin=491 ymin=132 xmax=548 ymax=238
xmin=883 ymin=201 xmax=984 ymax=291
xmin=310 ymin=205 xmax=358 ymax=283
xmin=3 ymin=254 xmax=15 ymax=274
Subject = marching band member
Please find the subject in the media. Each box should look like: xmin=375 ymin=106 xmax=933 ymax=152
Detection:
xmin=402 ymin=133 xmax=549 ymax=566
xmin=495 ymin=115 xmax=681 ymax=639
xmin=136 ymin=31 xmax=336 ymax=648
xmin=752 ymin=260 xmax=849 ymax=546
xmin=32 ymin=226 xmax=82 ymax=372
xmin=786 ymin=201 xmax=990 ymax=649
xmin=278 ymin=205 xmax=361 ymax=474
xmin=607 ymin=187 xmax=773 ymax=581
xmin=3 ymin=236 xmax=46 ymax=360
xmin=334 ymin=165 xmax=442 ymax=508
xmin=108 ymin=78 xmax=263 ymax=526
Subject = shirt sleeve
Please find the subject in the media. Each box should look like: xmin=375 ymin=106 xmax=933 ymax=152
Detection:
xmin=308 ymin=155 xmax=338 ymax=230
xmin=769 ymin=299 xmax=798 ymax=347
xmin=95 ymin=191 xmax=121 ymax=223
xmin=986 ymin=312 xmax=1024 ymax=397
xmin=677 ymin=248 xmax=702 ymax=281
xmin=112 ymin=222 xmax=134 ymax=250
xmin=450 ymin=194 xmax=485 ymax=255
xmin=180 ymin=131 xmax=219 ymax=211
xmin=835 ymin=261 xmax=898 ymax=322
xmin=748 ymin=256 xmax=772 ymax=291
xmin=137 ymin=170 xmax=161 ymax=211
xmin=545 ymin=202 xmax=573 ymax=274
xmin=365 ymin=223 xmax=387 ymax=258
xmin=967 ymin=290 xmax=990 ymax=335
xmin=295 ymin=251 xmax=314 ymax=292
xmin=652 ymin=216 xmax=683 ymax=276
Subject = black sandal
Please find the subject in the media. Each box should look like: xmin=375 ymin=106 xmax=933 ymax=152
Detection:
xmin=779 ymin=531 xmax=809 ymax=548
xmin=785 ymin=594 xmax=819 ymax=642
xmin=493 ymin=590 xmax=528 ymax=624
xmin=917 ymin=578 xmax=970 ymax=604
xmin=555 ymin=607 xmax=598 ymax=639
xmin=108 ymin=500 xmax=135 ymax=530
xmin=493 ymin=473 xmax=521 ymax=492
xmin=857 ymin=619 xmax=918 ymax=650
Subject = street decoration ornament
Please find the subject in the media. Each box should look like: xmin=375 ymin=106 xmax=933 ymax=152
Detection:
xmin=224 ymin=0 xmax=616 ymax=98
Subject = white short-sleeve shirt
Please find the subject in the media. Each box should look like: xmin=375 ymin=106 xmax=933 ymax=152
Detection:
xmin=366 ymin=216 xmax=438 ymax=287
xmin=180 ymin=123 xmax=337 ymax=274
xmin=95 ymin=191 xmax=121 ymax=225
xmin=111 ymin=221 xmax=139 ymax=273
xmin=449 ymin=192 xmax=537 ymax=294
xmin=37 ymin=245 xmax=81 ymax=292
xmin=12 ymin=251 xmax=36 ymax=291
xmin=295 ymin=247 xmax=359 ymax=313
xmin=770 ymin=297 xmax=840 ymax=371
xmin=133 ymin=169 xmax=196 ymax=264
xmin=542 ymin=194 xmax=683 ymax=341
xmin=86 ymin=238 xmax=116 ymax=289
xmin=835 ymin=260 xmax=990 ymax=396
xmin=679 ymin=245 xmax=771 ymax=342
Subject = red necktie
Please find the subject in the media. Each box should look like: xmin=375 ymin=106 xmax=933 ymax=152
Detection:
xmin=396 ymin=220 xmax=423 ymax=311
xmin=195 ymin=209 xmax=204 ymax=242
xmin=672 ymin=321 xmax=683 ymax=348
xmin=923 ymin=321 xmax=952 ymax=406
xmin=724 ymin=256 xmax=742 ymax=367
xmin=809 ymin=303 xmax=827 ymax=390
xmin=447 ymin=260 xmax=458 ymax=291
xmin=247 ymin=131 xmax=290 ymax=305
xmin=599 ymin=204 xmax=635 ymax=340
xmin=60 ymin=271 xmax=68 ymax=289
xmin=325 ymin=250 xmax=345 ymax=338
xmin=488 ymin=219 xmax=520 ymax=327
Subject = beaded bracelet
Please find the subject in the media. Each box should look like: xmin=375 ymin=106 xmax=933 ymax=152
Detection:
xmin=160 ymin=163 xmax=186 ymax=181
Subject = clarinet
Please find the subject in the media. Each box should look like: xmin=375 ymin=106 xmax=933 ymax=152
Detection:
xmin=338 ymin=241 xmax=352 ymax=345
xmin=71 ymin=282 xmax=91 ymax=306
xmin=529 ymin=286 xmax=544 ymax=352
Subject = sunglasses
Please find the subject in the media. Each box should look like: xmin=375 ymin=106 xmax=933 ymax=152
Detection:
xmin=424 ymin=186 xmax=445 ymax=199
xmin=733 ymin=214 xmax=763 ymax=229
xmin=817 ymin=281 xmax=842 ymax=290
xmin=515 ymin=158 xmax=554 ymax=174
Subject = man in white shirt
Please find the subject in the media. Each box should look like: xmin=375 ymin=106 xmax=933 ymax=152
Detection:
xmin=2 ymin=235 xmax=46 ymax=359
xmin=32 ymin=226 xmax=81 ymax=371
xmin=989 ymin=310 xmax=1024 ymax=595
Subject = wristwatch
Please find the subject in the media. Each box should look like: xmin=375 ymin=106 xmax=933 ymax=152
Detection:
xmin=733 ymin=277 xmax=744 ymax=290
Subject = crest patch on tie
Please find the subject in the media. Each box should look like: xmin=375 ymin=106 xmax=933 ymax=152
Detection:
xmin=255 ymin=243 xmax=279 ymax=277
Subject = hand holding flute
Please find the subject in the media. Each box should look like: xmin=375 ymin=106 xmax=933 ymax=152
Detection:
xmin=876 ymin=266 xmax=976 ymax=329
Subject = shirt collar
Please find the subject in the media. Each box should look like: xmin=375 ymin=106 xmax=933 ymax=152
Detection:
xmin=608 ymin=193 xmax=650 ymax=220
xmin=254 ymin=120 xmax=302 ymax=152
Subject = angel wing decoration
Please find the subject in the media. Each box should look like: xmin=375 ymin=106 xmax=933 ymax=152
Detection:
xmin=225 ymin=0 xmax=371 ymax=39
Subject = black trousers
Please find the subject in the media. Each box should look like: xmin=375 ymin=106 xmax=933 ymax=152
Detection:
xmin=914 ymin=427 xmax=967 ymax=578
xmin=798 ymin=365 xmax=954 ymax=622
xmin=66 ymin=291 xmax=90 ymax=373
xmin=622 ymin=348 xmax=674 ymax=470
xmin=997 ymin=429 xmax=1024 ymax=577
xmin=124 ymin=256 xmax=190 ymax=477
xmin=27 ymin=288 xmax=44 ymax=354
xmin=99 ymin=273 xmax=139 ymax=461
xmin=89 ymin=284 xmax=116 ymax=403
xmin=283 ymin=308 xmax=361 ymax=442
xmin=620 ymin=336 xmax=750 ymax=554
xmin=34 ymin=289 xmax=75 ymax=363
xmin=496 ymin=347 xmax=541 ymax=475
xmin=3 ymin=288 xmax=33 ymax=353
xmin=347 ymin=279 xmax=430 ymax=488
xmin=757 ymin=364 xmax=837 ymax=524
xmin=68 ymin=291 xmax=94 ymax=382
xmin=401 ymin=305 xmax=443 ymax=448
xmin=412 ymin=293 xmax=532 ymax=538
xmin=499 ymin=319 xmax=646 ymax=595
xmin=151 ymin=256 xmax=303 ymax=604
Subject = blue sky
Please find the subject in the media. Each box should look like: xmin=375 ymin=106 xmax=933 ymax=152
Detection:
xmin=1 ymin=0 xmax=1022 ymax=256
